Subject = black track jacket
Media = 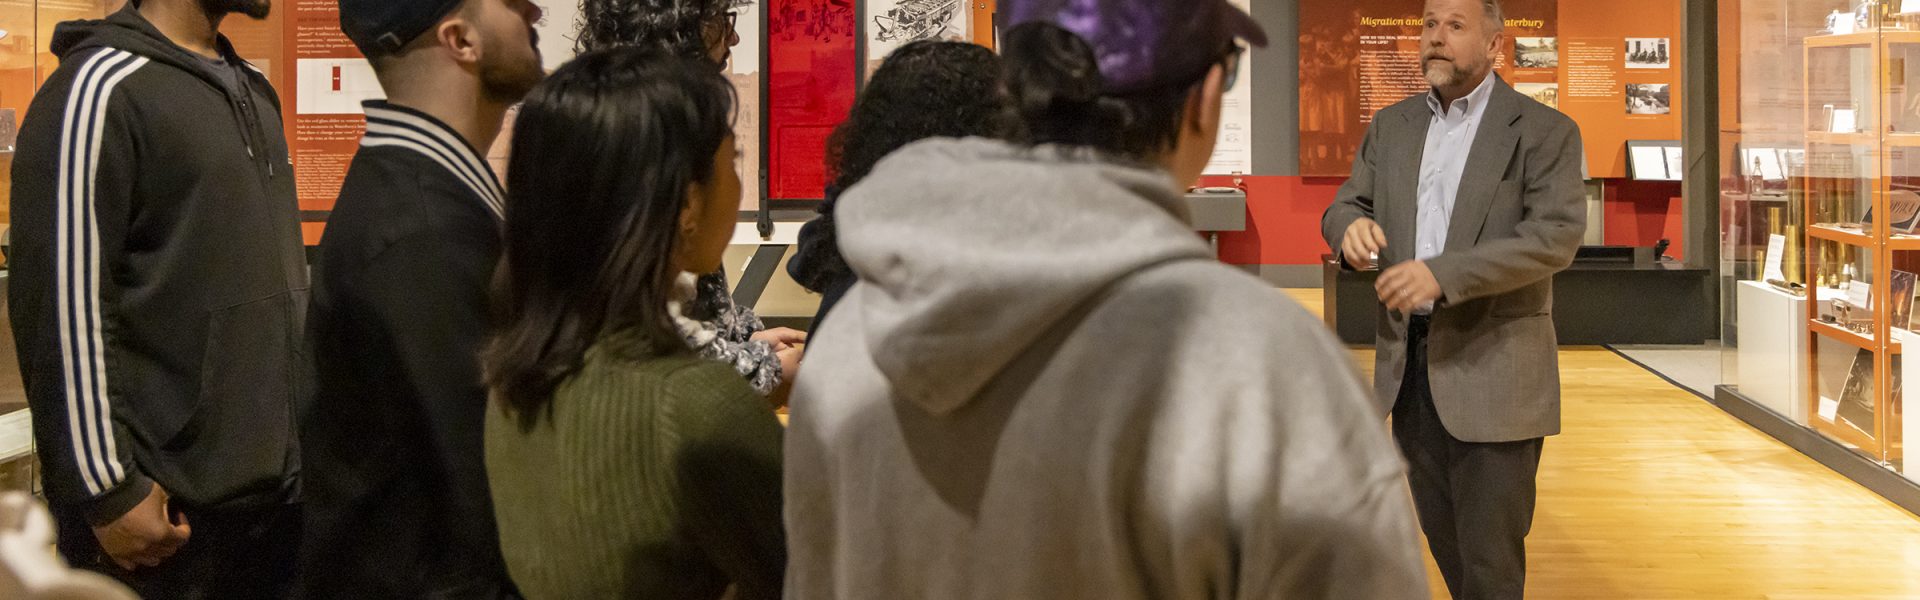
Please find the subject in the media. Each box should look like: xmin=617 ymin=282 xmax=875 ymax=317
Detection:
xmin=300 ymin=101 xmax=515 ymax=599
xmin=9 ymin=5 xmax=307 ymax=526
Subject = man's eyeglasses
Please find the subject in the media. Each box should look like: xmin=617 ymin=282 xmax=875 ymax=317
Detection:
xmin=1220 ymin=44 xmax=1247 ymax=93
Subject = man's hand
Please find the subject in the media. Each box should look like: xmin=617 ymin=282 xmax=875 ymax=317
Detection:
xmin=93 ymin=484 xmax=190 ymax=570
xmin=1342 ymin=218 xmax=1387 ymax=270
xmin=1376 ymin=260 xmax=1444 ymax=314
xmin=751 ymin=327 xmax=809 ymax=352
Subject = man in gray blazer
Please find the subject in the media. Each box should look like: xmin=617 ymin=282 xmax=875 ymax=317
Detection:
xmin=1321 ymin=0 xmax=1585 ymax=598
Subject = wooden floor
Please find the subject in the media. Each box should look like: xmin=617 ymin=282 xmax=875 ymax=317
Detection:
xmin=1282 ymin=289 xmax=1920 ymax=599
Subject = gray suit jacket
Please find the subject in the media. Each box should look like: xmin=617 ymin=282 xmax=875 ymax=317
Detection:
xmin=1321 ymin=77 xmax=1586 ymax=443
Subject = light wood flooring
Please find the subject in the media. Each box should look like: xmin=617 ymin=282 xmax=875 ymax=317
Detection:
xmin=1281 ymin=288 xmax=1920 ymax=599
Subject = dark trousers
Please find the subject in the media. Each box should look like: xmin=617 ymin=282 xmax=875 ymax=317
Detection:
xmin=1394 ymin=316 xmax=1544 ymax=600
xmin=55 ymin=501 xmax=301 ymax=600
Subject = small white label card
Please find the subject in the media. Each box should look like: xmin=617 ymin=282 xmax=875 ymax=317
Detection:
xmin=1847 ymin=281 xmax=1874 ymax=310
xmin=1834 ymin=109 xmax=1859 ymax=134
xmin=1764 ymin=234 xmax=1787 ymax=283
xmin=1820 ymin=396 xmax=1841 ymax=422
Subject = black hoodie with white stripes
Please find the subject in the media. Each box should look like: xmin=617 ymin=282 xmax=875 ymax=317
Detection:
xmin=9 ymin=5 xmax=307 ymax=526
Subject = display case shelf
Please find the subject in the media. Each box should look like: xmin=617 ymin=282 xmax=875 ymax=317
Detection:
xmin=1807 ymin=29 xmax=1920 ymax=48
xmin=1812 ymin=319 xmax=1902 ymax=353
xmin=1811 ymin=224 xmax=1878 ymax=247
xmin=1808 ymin=131 xmax=1875 ymax=145
xmin=1807 ymin=31 xmax=1879 ymax=48
xmin=1892 ymin=235 xmax=1920 ymax=251
xmin=1807 ymin=131 xmax=1920 ymax=147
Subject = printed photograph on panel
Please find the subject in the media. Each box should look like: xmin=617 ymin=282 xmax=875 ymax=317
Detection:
xmin=1625 ymin=37 xmax=1670 ymax=69
xmin=1514 ymin=82 xmax=1559 ymax=109
xmin=1514 ymin=37 xmax=1557 ymax=69
xmin=1627 ymin=83 xmax=1671 ymax=115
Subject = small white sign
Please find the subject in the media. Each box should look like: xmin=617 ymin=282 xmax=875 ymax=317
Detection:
xmin=1847 ymin=281 xmax=1874 ymax=310
xmin=1764 ymin=234 xmax=1787 ymax=283
xmin=1820 ymin=396 xmax=1841 ymax=422
xmin=1834 ymin=109 xmax=1859 ymax=134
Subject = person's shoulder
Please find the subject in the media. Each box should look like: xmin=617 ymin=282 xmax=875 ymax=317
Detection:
xmin=334 ymin=151 xmax=497 ymax=244
xmin=575 ymin=338 xmax=754 ymax=403
xmin=659 ymin=356 xmax=758 ymax=396
xmin=656 ymin=357 xmax=777 ymax=431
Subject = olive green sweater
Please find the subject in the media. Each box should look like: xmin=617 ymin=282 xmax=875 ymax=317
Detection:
xmin=486 ymin=332 xmax=786 ymax=599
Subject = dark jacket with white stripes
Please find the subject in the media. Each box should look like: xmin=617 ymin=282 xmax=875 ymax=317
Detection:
xmin=300 ymin=101 xmax=517 ymax=599
xmin=8 ymin=6 xmax=307 ymax=526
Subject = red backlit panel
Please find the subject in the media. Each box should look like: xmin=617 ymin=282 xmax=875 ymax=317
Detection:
xmin=768 ymin=0 xmax=857 ymax=200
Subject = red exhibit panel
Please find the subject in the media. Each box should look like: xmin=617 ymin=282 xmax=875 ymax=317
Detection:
xmin=768 ymin=0 xmax=857 ymax=201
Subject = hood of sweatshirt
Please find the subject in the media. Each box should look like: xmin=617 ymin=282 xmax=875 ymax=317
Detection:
xmin=52 ymin=4 xmax=262 ymax=99
xmin=834 ymin=138 xmax=1214 ymax=415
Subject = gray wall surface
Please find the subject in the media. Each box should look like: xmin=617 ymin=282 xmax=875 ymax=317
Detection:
xmin=1250 ymin=0 xmax=1300 ymax=177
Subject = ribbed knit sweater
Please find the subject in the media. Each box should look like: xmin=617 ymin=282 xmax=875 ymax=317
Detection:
xmin=485 ymin=331 xmax=786 ymax=599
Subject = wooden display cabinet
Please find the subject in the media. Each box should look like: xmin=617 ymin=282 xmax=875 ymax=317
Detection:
xmin=1800 ymin=29 xmax=1920 ymax=467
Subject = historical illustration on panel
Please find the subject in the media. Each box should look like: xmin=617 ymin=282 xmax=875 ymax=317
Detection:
xmin=864 ymin=0 xmax=967 ymax=75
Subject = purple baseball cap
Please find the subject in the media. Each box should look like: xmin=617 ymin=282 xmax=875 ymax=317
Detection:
xmin=1003 ymin=0 xmax=1268 ymax=94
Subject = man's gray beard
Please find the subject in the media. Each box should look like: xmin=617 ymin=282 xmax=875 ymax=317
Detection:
xmin=1424 ymin=62 xmax=1464 ymax=88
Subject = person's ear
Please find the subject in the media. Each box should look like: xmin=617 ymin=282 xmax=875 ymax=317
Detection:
xmin=436 ymin=16 xmax=482 ymax=66
xmin=1185 ymin=63 xmax=1227 ymax=136
xmin=1487 ymin=30 xmax=1505 ymax=58
xmin=680 ymin=181 xmax=707 ymax=238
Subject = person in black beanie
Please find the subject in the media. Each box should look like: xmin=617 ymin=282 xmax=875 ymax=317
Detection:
xmin=299 ymin=0 xmax=544 ymax=597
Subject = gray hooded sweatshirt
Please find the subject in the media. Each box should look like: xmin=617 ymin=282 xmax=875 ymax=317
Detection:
xmin=784 ymin=138 xmax=1427 ymax=599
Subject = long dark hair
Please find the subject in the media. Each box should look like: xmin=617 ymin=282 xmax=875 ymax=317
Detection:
xmin=486 ymin=47 xmax=736 ymax=429
xmin=999 ymin=21 xmax=1203 ymax=161
xmin=790 ymin=40 xmax=1016 ymax=293
xmin=577 ymin=0 xmax=731 ymax=57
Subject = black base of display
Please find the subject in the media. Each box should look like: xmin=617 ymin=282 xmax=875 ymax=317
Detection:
xmin=1713 ymin=385 xmax=1920 ymax=517
xmin=1324 ymin=258 xmax=1715 ymax=345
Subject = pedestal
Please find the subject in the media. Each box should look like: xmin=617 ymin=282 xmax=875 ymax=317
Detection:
xmin=1736 ymin=280 xmax=1809 ymax=424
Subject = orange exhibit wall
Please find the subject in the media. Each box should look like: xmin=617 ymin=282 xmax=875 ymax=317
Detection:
xmin=1300 ymin=0 xmax=1683 ymax=179
xmin=1273 ymin=0 xmax=1688 ymax=271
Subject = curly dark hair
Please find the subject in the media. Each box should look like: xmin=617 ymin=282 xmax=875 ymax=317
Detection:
xmin=576 ymin=0 xmax=732 ymax=57
xmin=790 ymin=41 xmax=1018 ymax=292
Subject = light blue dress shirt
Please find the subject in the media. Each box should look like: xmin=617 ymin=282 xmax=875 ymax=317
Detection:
xmin=1413 ymin=74 xmax=1498 ymax=313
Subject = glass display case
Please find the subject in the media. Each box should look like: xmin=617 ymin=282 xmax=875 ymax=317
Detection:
xmin=1721 ymin=0 xmax=1917 ymax=477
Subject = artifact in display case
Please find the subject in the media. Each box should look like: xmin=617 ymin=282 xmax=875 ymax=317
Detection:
xmin=1861 ymin=0 xmax=1891 ymax=31
xmin=1838 ymin=348 xmax=1877 ymax=434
